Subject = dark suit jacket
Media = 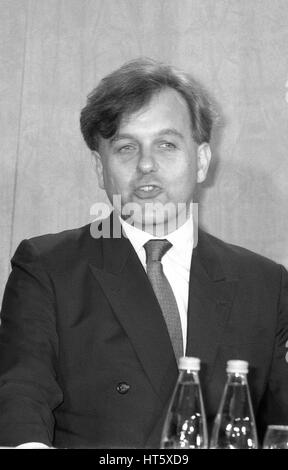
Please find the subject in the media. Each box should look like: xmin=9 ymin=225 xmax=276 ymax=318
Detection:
xmin=0 ymin=216 xmax=288 ymax=448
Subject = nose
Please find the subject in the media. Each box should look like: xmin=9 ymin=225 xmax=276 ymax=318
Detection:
xmin=137 ymin=146 xmax=158 ymax=174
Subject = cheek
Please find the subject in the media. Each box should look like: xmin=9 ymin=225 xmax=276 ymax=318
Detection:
xmin=104 ymin=163 xmax=132 ymax=193
xmin=165 ymin=164 xmax=197 ymax=200
xmin=167 ymin=160 xmax=196 ymax=184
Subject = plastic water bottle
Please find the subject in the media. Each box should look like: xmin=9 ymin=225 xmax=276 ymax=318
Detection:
xmin=210 ymin=360 xmax=258 ymax=449
xmin=160 ymin=356 xmax=208 ymax=449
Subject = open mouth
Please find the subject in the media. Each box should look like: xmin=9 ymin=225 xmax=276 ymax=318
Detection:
xmin=134 ymin=185 xmax=162 ymax=199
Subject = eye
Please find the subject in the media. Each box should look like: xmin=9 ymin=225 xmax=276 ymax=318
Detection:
xmin=117 ymin=144 xmax=137 ymax=154
xmin=159 ymin=141 xmax=177 ymax=150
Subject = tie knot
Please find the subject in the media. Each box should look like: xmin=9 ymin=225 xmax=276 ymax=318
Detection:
xmin=144 ymin=239 xmax=172 ymax=262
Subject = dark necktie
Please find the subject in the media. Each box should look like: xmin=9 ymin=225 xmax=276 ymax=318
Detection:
xmin=144 ymin=239 xmax=184 ymax=363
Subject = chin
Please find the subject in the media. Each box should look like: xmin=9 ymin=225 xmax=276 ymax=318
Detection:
xmin=137 ymin=214 xmax=171 ymax=236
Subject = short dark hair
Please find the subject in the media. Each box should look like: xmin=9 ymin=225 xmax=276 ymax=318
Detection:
xmin=80 ymin=57 xmax=215 ymax=151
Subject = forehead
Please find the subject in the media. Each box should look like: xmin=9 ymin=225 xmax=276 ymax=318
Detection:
xmin=118 ymin=87 xmax=192 ymax=135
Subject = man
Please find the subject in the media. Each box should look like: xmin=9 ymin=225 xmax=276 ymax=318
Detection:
xmin=0 ymin=58 xmax=287 ymax=448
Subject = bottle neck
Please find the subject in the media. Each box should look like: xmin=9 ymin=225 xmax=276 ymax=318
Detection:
xmin=179 ymin=369 xmax=200 ymax=383
xmin=227 ymin=372 xmax=248 ymax=385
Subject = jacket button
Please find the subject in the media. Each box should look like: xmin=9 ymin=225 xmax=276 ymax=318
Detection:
xmin=116 ymin=382 xmax=130 ymax=394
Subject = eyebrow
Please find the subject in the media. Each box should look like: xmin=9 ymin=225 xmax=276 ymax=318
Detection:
xmin=110 ymin=134 xmax=135 ymax=144
xmin=156 ymin=128 xmax=184 ymax=140
xmin=110 ymin=128 xmax=184 ymax=143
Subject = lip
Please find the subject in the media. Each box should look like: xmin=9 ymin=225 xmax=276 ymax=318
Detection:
xmin=134 ymin=185 xmax=162 ymax=200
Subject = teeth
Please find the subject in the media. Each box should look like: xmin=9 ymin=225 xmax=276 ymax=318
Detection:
xmin=139 ymin=186 xmax=155 ymax=191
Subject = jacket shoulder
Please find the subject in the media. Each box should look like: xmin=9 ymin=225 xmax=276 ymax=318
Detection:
xmin=12 ymin=223 xmax=102 ymax=272
xmin=199 ymin=229 xmax=283 ymax=281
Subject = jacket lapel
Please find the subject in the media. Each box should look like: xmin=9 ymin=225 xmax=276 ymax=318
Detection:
xmin=186 ymin=230 xmax=238 ymax=376
xmin=88 ymin=218 xmax=238 ymax=448
xmin=89 ymin=216 xmax=178 ymax=405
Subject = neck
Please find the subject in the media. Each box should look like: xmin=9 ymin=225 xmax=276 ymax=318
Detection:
xmin=122 ymin=207 xmax=194 ymax=237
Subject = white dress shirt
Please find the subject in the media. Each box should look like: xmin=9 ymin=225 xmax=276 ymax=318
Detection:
xmin=120 ymin=216 xmax=194 ymax=355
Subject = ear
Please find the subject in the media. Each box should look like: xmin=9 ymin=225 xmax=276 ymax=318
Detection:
xmin=92 ymin=151 xmax=105 ymax=189
xmin=196 ymin=143 xmax=211 ymax=183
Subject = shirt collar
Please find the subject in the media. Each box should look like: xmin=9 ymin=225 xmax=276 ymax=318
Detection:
xmin=120 ymin=215 xmax=194 ymax=266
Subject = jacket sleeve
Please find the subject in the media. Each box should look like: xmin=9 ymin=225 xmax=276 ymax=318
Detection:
xmin=0 ymin=239 xmax=63 ymax=447
xmin=257 ymin=264 xmax=288 ymax=442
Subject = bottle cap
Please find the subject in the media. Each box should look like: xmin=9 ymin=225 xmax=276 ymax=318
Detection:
xmin=226 ymin=360 xmax=249 ymax=374
xmin=179 ymin=356 xmax=200 ymax=371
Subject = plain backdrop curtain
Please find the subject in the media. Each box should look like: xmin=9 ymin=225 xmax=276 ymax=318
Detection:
xmin=1 ymin=0 xmax=288 ymax=303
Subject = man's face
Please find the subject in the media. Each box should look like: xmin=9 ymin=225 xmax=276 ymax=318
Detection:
xmin=94 ymin=87 xmax=211 ymax=234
